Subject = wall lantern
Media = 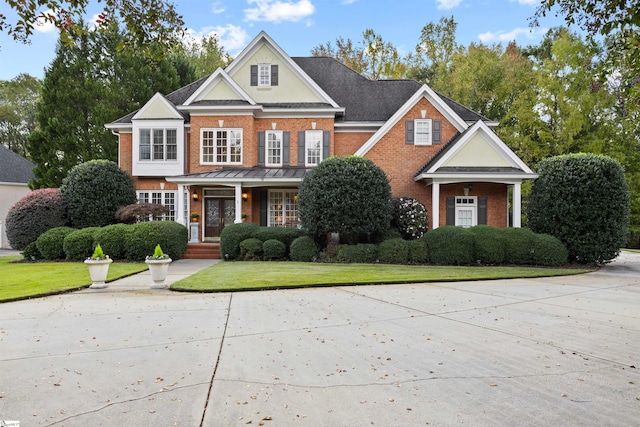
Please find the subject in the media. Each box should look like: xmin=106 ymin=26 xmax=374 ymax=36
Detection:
xmin=242 ymin=192 xmax=248 ymax=202
xmin=192 ymin=191 xmax=199 ymax=202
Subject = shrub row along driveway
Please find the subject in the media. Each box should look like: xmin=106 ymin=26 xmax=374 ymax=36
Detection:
xmin=1 ymin=255 xmax=639 ymax=426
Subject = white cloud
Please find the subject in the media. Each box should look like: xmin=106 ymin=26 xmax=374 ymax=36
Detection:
xmin=33 ymin=9 xmax=57 ymax=33
xmin=211 ymin=1 xmax=227 ymax=14
xmin=185 ymin=24 xmax=250 ymax=54
xmin=244 ymin=0 xmax=315 ymax=23
xmin=478 ymin=27 xmax=548 ymax=43
xmin=510 ymin=0 xmax=538 ymax=5
xmin=436 ymin=0 xmax=463 ymax=10
xmin=341 ymin=0 xmax=358 ymax=4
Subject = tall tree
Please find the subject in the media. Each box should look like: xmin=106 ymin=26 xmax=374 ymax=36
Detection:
xmin=0 ymin=74 xmax=41 ymax=158
xmin=177 ymin=34 xmax=232 ymax=79
xmin=406 ymin=16 xmax=460 ymax=84
xmin=311 ymin=37 xmax=368 ymax=75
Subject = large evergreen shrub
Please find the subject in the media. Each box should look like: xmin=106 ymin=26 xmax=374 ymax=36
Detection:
xmin=424 ymin=226 xmax=474 ymax=265
xmin=503 ymin=228 xmax=536 ymax=265
xmin=378 ymin=238 xmax=409 ymax=264
xmin=123 ymin=221 xmax=188 ymax=261
xmin=289 ymin=236 xmax=319 ymax=262
xmin=60 ymin=160 xmax=137 ymax=228
xmin=298 ymin=156 xmax=391 ymax=244
xmin=93 ymin=224 xmax=130 ymax=259
xmin=36 ymin=226 xmax=75 ymax=260
xmin=528 ymin=153 xmax=630 ymax=264
xmin=469 ymin=225 xmax=505 ymax=265
xmin=63 ymin=227 xmax=99 ymax=261
xmin=220 ymin=222 xmax=260 ymax=260
xmin=5 ymin=188 xmax=68 ymax=250
xmin=390 ymin=197 xmax=428 ymax=240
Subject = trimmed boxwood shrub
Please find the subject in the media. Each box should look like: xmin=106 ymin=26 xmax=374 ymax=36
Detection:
xmin=531 ymin=233 xmax=568 ymax=266
xmin=124 ymin=221 xmax=188 ymax=261
xmin=390 ymin=197 xmax=428 ymax=240
xmin=94 ymin=224 xmax=130 ymax=260
xmin=36 ymin=226 xmax=75 ymax=260
xmin=336 ymin=244 xmax=378 ymax=263
xmin=503 ymin=227 xmax=536 ymax=265
xmin=63 ymin=227 xmax=99 ymax=261
xmin=263 ymin=239 xmax=286 ymax=260
xmin=424 ymin=226 xmax=473 ymax=265
xmin=378 ymin=238 xmax=409 ymax=264
xmin=469 ymin=225 xmax=505 ymax=265
xmin=22 ymin=241 xmax=42 ymax=261
xmin=239 ymin=238 xmax=263 ymax=260
xmin=252 ymin=227 xmax=302 ymax=250
xmin=220 ymin=222 xmax=260 ymax=260
xmin=289 ymin=236 xmax=319 ymax=262
xmin=5 ymin=188 xmax=68 ymax=250
xmin=407 ymin=239 xmax=429 ymax=264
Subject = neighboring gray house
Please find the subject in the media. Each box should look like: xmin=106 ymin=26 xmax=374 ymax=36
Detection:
xmin=0 ymin=145 xmax=34 ymax=249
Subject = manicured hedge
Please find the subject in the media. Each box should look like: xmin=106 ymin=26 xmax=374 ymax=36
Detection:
xmin=93 ymin=224 xmax=129 ymax=260
xmin=123 ymin=221 xmax=188 ymax=261
xmin=289 ymin=236 xmax=319 ymax=262
xmin=469 ymin=225 xmax=505 ymax=265
xmin=378 ymin=238 xmax=409 ymax=264
xmin=503 ymin=227 xmax=537 ymax=265
xmin=251 ymin=227 xmax=302 ymax=249
xmin=239 ymin=238 xmax=263 ymax=260
xmin=424 ymin=226 xmax=474 ymax=265
xmin=407 ymin=240 xmax=429 ymax=264
xmin=530 ymin=233 xmax=568 ymax=267
xmin=36 ymin=227 xmax=75 ymax=260
xmin=220 ymin=222 xmax=260 ymax=260
xmin=63 ymin=227 xmax=99 ymax=261
xmin=336 ymin=244 xmax=378 ymax=263
xmin=263 ymin=239 xmax=286 ymax=260
xmin=22 ymin=241 xmax=43 ymax=261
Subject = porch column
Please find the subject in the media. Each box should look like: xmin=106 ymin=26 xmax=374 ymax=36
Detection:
xmin=513 ymin=182 xmax=522 ymax=228
xmin=431 ymin=182 xmax=440 ymax=230
xmin=234 ymin=184 xmax=243 ymax=224
xmin=176 ymin=184 xmax=186 ymax=226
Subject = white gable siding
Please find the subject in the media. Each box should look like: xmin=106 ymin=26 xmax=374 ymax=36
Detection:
xmin=445 ymin=133 xmax=512 ymax=167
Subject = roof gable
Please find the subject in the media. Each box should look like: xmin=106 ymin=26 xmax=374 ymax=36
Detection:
xmin=184 ymin=69 xmax=255 ymax=105
xmin=0 ymin=145 xmax=35 ymax=184
xmin=132 ymin=93 xmax=183 ymax=120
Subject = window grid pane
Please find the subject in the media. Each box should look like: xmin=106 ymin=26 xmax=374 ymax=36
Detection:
xmin=216 ymin=130 xmax=227 ymax=163
xmin=267 ymin=131 xmax=282 ymax=165
xmin=415 ymin=119 xmax=431 ymax=145
xmin=306 ymin=130 xmax=322 ymax=165
xmin=153 ymin=129 xmax=164 ymax=160
xmin=229 ymin=130 xmax=242 ymax=163
xmin=202 ymin=130 xmax=215 ymax=163
xmin=139 ymin=129 xmax=151 ymax=160
xmin=164 ymin=192 xmax=176 ymax=221
xmin=166 ymin=129 xmax=177 ymax=160
xmin=269 ymin=191 xmax=298 ymax=228
xmin=258 ymin=64 xmax=270 ymax=86
xmin=269 ymin=192 xmax=284 ymax=227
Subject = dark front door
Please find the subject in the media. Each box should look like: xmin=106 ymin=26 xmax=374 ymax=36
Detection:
xmin=204 ymin=198 xmax=235 ymax=241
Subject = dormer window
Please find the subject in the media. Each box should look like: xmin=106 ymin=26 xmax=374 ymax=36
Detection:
xmin=251 ymin=64 xmax=278 ymax=87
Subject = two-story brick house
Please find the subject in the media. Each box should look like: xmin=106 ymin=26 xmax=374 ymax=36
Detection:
xmin=106 ymin=31 xmax=537 ymax=251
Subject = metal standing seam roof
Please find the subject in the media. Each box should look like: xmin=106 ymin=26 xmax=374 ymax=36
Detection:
xmin=168 ymin=166 xmax=311 ymax=182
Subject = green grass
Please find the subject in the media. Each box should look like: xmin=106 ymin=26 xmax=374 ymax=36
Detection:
xmin=0 ymin=256 xmax=147 ymax=303
xmin=171 ymin=261 xmax=593 ymax=292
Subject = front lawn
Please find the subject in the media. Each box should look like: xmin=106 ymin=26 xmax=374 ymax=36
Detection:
xmin=171 ymin=261 xmax=593 ymax=292
xmin=0 ymin=256 xmax=147 ymax=303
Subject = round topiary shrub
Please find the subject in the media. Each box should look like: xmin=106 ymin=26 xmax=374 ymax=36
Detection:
xmin=424 ymin=226 xmax=474 ymax=265
xmin=528 ymin=153 xmax=630 ymax=264
xmin=60 ymin=160 xmax=137 ymax=228
xmin=390 ymin=197 xmax=428 ymax=240
xmin=336 ymin=244 xmax=378 ymax=263
xmin=63 ymin=227 xmax=99 ymax=261
xmin=378 ymin=238 xmax=409 ymax=264
xmin=123 ymin=221 xmax=188 ymax=261
xmin=36 ymin=226 xmax=75 ymax=260
xmin=239 ymin=238 xmax=263 ymax=260
xmin=93 ymin=224 xmax=130 ymax=260
xmin=469 ymin=225 xmax=505 ymax=265
xmin=407 ymin=239 xmax=429 ymax=264
xmin=262 ymin=239 xmax=286 ymax=260
xmin=503 ymin=227 xmax=536 ymax=265
xmin=220 ymin=222 xmax=260 ymax=260
xmin=530 ymin=233 xmax=568 ymax=266
xmin=22 ymin=241 xmax=43 ymax=261
xmin=290 ymin=236 xmax=319 ymax=262
xmin=298 ymin=156 xmax=391 ymax=244
xmin=251 ymin=227 xmax=302 ymax=250
xmin=5 ymin=188 xmax=68 ymax=250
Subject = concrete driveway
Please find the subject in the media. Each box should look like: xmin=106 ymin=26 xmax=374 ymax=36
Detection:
xmin=1 ymin=254 xmax=639 ymax=426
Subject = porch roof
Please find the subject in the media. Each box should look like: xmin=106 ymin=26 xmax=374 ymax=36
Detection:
xmin=165 ymin=166 xmax=311 ymax=187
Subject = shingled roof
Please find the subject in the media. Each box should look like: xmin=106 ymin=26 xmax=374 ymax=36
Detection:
xmin=0 ymin=145 xmax=34 ymax=184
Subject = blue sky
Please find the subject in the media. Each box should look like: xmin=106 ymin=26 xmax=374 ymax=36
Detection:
xmin=0 ymin=0 xmax=566 ymax=81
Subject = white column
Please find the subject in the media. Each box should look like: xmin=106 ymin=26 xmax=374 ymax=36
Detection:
xmin=513 ymin=182 xmax=522 ymax=228
xmin=176 ymin=184 xmax=186 ymax=226
xmin=431 ymin=182 xmax=440 ymax=230
xmin=234 ymin=184 xmax=243 ymax=224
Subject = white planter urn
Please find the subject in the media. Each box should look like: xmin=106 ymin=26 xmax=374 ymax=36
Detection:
xmin=85 ymin=258 xmax=113 ymax=289
xmin=145 ymin=258 xmax=172 ymax=289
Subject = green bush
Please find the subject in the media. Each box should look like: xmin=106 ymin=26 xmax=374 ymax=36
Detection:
xmin=36 ymin=226 xmax=75 ymax=260
xmin=407 ymin=239 xmax=429 ymax=264
xmin=424 ymin=226 xmax=474 ymax=265
xmin=239 ymin=238 xmax=263 ymax=260
xmin=528 ymin=153 xmax=630 ymax=264
xmin=252 ymin=227 xmax=302 ymax=247
xmin=60 ymin=160 xmax=137 ymax=228
xmin=336 ymin=244 xmax=378 ymax=263
xmin=63 ymin=227 xmax=99 ymax=261
xmin=5 ymin=188 xmax=68 ymax=250
xmin=627 ymin=226 xmax=640 ymax=249
xmin=124 ymin=221 xmax=188 ymax=261
xmin=263 ymin=239 xmax=286 ymax=260
xmin=94 ymin=224 xmax=130 ymax=260
xmin=503 ymin=227 xmax=536 ymax=265
xmin=378 ymin=238 xmax=409 ymax=264
xmin=220 ymin=222 xmax=260 ymax=260
xmin=390 ymin=197 xmax=428 ymax=240
xmin=22 ymin=241 xmax=42 ymax=261
xmin=289 ymin=236 xmax=319 ymax=262
xmin=469 ymin=225 xmax=505 ymax=265
xmin=531 ymin=233 xmax=568 ymax=266
xmin=298 ymin=156 xmax=392 ymax=244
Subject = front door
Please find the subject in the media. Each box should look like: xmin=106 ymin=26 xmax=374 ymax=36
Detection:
xmin=204 ymin=198 xmax=235 ymax=241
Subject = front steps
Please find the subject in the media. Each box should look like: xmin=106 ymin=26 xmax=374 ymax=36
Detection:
xmin=182 ymin=243 xmax=220 ymax=259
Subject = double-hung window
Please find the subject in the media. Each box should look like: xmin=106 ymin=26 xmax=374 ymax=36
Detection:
xmin=201 ymin=128 xmax=242 ymax=164
xmin=455 ymin=196 xmax=477 ymax=228
xmin=266 ymin=130 xmax=283 ymax=166
xmin=137 ymin=191 xmax=176 ymax=221
xmin=258 ymin=64 xmax=271 ymax=86
xmin=139 ymin=128 xmax=177 ymax=161
xmin=305 ymin=130 xmax=323 ymax=166
xmin=414 ymin=119 xmax=432 ymax=145
xmin=269 ymin=190 xmax=298 ymax=228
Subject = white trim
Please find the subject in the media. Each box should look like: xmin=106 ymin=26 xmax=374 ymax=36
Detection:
xmin=132 ymin=119 xmax=184 ymax=177
xmin=513 ymin=182 xmax=522 ymax=228
xmin=355 ymin=84 xmax=469 ymax=157
xmin=183 ymin=68 xmax=257 ymax=106
xmin=414 ymin=119 xmax=432 ymax=145
xmin=454 ymin=196 xmax=477 ymax=228
xmin=132 ymin=93 xmax=183 ymax=120
xmin=265 ymin=130 xmax=283 ymax=167
xmin=431 ymin=182 xmax=440 ymax=230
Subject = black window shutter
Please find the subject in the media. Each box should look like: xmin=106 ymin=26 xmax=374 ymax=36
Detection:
xmin=283 ymin=132 xmax=290 ymax=165
xmin=433 ymin=120 xmax=441 ymax=145
xmin=406 ymin=120 xmax=414 ymax=144
xmin=271 ymin=65 xmax=278 ymax=86
xmin=250 ymin=65 xmax=258 ymax=86
xmin=322 ymin=131 xmax=330 ymax=160
xmin=260 ymin=190 xmax=268 ymax=226
xmin=446 ymin=197 xmax=455 ymax=226
xmin=478 ymin=196 xmax=487 ymax=225
xmin=258 ymin=131 xmax=265 ymax=166
xmin=298 ymin=131 xmax=305 ymax=164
